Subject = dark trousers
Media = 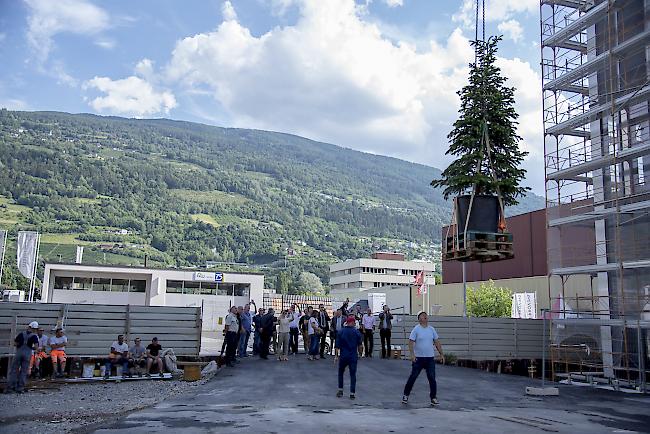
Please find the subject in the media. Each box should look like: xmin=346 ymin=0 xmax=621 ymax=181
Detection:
xmin=380 ymin=329 xmax=391 ymax=358
xmin=319 ymin=330 xmax=329 ymax=357
xmin=338 ymin=357 xmax=357 ymax=394
xmin=363 ymin=329 xmax=373 ymax=356
xmin=225 ymin=331 xmax=238 ymax=364
xmin=260 ymin=333 xmax=271 ymax=359
xmin=289 ymin=328 xmax=299 ymax=354
xmin=403 ymin=357 xmax=437 ymax=399
xmin=8 ymin=347 xmax=31 ymax=392
xmin=252 ymin=330 xmax=261 ymax=355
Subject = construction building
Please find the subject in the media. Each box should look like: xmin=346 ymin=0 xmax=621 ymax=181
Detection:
xmin=541 ymin=0 xmax=649 ymax=390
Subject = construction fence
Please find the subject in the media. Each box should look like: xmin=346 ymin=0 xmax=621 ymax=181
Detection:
xmin=0 ymin=302 xmax=202 ymax=357
xmin=378 ymin=315 xmax=543 ymax=361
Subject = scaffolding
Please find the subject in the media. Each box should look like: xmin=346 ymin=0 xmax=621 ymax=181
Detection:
xmin=541 ymin=0 xmax=650 ymax=391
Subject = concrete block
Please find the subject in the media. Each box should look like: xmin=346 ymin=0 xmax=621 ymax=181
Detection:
xmin=526 ymin=386 xmax=559 ymax=396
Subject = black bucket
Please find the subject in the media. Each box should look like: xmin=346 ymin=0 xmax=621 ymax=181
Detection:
xmin=456 ymin=195 xmax=499 ymax=233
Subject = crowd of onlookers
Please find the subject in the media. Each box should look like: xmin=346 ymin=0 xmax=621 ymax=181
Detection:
xmin=5 ymin=321 xmax=167 ymax=394
xmin=221 ymin=299 xmax=396 ymax=366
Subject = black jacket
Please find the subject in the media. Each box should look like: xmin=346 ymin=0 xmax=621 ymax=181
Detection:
xmin=378 ymin=312 xmax=393 ymax=330
xmin=259 ymin=312 xmax=276 ymax=337
xmin=317 ymin=310 xmax=331 ymax=331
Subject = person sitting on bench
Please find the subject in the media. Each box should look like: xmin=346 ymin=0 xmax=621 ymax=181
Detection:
xmin=105 ymin=334 xmax=129 ymax=378
xmin=146 ymin=337 xmax=164 ymax=377
xmin=49 ymin=328 xmax=68 ymax=378
xmin=129 ymin=337 xmax=147 ymax=376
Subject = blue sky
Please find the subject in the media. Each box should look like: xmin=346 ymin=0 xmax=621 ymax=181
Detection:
xmin=0 ymin=0 xmax=544 ymax=192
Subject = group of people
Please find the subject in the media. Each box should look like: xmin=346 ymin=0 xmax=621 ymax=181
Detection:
xmin=221 ymin=301 xmax=445 ymax=406
xmin=221 ymin=301 xmax=395 ymax=365
xmin=5 ymin=321 xmax=166 ymax=394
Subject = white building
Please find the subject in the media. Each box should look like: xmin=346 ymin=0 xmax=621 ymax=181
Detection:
xmin=329 ymin=252 xmax=436 ymax=314
xmin=41 ymin=263 xmax=264 ymax=331
xmin=329 ymin=252 xmax=435 ymax=290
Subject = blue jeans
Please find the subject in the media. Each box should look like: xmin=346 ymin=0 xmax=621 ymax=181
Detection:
xmin=308 ymin=333 xmax=320 ymax=356
xmin=403 ymin=357 xmax=437 ymax=399
xmin=8 ymin=347 xmax=31 ymax=392
xmin=238 ymin=331 xmax=250 ymax=357
xmin=253 ymin=331 xmax=261 ymax=355
xmin=105 ymin=356 xmax=129 ymax=376
xmin=338 ymin=357 xmax=358 ymax=393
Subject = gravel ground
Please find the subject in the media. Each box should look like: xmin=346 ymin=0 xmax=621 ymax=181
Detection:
xmin=0 ymin=373 xmax=219 ymax=433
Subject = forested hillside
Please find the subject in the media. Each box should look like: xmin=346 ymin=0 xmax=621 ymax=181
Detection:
xmin=0 ymin=110 xmax=544 ymax=293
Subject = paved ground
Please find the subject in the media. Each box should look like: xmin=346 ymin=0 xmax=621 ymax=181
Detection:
xmin=95 ymin=356 xmax=650 ymax=433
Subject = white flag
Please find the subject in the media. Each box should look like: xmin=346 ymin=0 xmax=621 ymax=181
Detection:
xmin=0 ymin=229 xmax=6 ymax=259
xmin=76 ymin=246 xmax=84 ymax=264
xmin=17 ymin=231 xmax=38 ymax=279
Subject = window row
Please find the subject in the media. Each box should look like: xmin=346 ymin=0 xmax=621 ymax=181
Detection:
xmin=165 ymin=280 xmax=250 ymax=297
xmin=54 ymin=276 xmax=146 ymax=293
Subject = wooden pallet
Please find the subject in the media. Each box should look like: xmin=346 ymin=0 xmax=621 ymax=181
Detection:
xmin=444 ymin=231 xmax=514 ymax=263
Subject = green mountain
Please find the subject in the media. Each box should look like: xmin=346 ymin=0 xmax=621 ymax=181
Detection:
xmin=0 ymin=110 xmax=544 ymax=292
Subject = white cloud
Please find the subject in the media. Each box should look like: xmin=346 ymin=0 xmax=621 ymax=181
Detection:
xmin=165 ymin=0 xmax=477 ymax=164
xmin=95 ymin=39 xmax=116 ymax=49
xmin=222 ymin=1 xmax=238 ymax=21
xmin=0 ymin=33 xmax=6 ymax=43
xmin=497 ymin=19 xmax=523 ymax=43
xmin=453 ymin=0 xmax=538 ymax=28
xmin=0 ymin=98 xmax=29 ymax=110
xmin=83 ymin=76 xmax=177 ymax=117
xmin=383 ymin=0 xmax=404 ymax=7
xmin=25 ymin=0 xmax=110 ymax=62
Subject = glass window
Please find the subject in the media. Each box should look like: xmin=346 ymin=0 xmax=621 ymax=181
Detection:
xmin=183 ymin=281 xmax=200 ymax=295
xmin=129 ymin=280 xmax=146 ymax=293
xmin=111 ymin=279 xmax=129 ymax=292
xmin=72 ymin=277 xmax=92 ymax=290
xmin=217 ymin=283 xmax=233 ymax=296
xmin=93 ymin=278 xmax=111 ymax=291
xmin=166 ymin=280 xmax=183 ymax=293
xmin=233 ymin=283 xmax=250 ymax=297
xmin=200 ymin=282 xmax=217 ymax=295
xmin=54 ymin=276 xmax=73 ymax=290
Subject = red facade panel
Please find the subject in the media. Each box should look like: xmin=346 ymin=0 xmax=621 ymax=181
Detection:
xmin=441 ymin=209 xmax=547 ymax=284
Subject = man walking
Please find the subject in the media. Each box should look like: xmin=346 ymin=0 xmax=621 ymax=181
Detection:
xmin=224 ymin=306 xmax=240 ymax=367
xmin=317 ymin=304 xmax=330 ymax=358
xmin=335 ymin=315 xmax=363 ymax=400
xmin=238 ymin=304 xmax=252 ymax=358
xmin=362 ymin=308 xmax=376 ymax=357
xmin=288 ymin=305 xmax=301 ymax=354
xmin=378 ymin=305 xmax=393 ymax=359
xmin=6 ymin=321 xmax=39 ymax=393
xmin=402 ymin=311 xmax=445 ymax=406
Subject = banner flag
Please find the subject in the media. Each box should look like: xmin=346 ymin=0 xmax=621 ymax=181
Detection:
xmin=17 ymin=231 xmax=38 ymax=279
xmin=0 ymin=229 xmax=6 ymax=260
xmin=76 ymin=246 xmax=84 ymax=264
xmin=511 ymin=292 xmax=537 ymax=319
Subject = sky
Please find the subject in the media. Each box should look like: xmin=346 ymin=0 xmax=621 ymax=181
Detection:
xmin=0 ymin=0 xmax=545 ymax=193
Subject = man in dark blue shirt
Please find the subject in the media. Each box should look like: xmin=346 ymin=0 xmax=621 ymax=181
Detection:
xmin=7 ymin=321 xmax=40 ymax=393
xmin=335 ymin=315 xmax=363 ymax=399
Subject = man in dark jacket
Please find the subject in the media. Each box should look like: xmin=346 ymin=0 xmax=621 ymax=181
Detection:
xmin=258 ymin=308 xmax=276 ymax=360
xmin=335 ymin=315 xmax=363 ymax=400
xmin=378 ymin=305 xmax=394 ymax=359
xmin=317 ymin=304 xmax=331 ymax=358
xmin=252 ymin=308 xmax=265 ymax=356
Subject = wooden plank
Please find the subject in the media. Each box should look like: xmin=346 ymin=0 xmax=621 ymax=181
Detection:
xmin=64 ymin=319 xmax=127 ymax=327
xmin=66 ymin=305 xmax=129 ymax=313
xmin=129 ymin=320 xmax=198 ymax=328
xmin=129 ymin=306 xmax=199 ymax=315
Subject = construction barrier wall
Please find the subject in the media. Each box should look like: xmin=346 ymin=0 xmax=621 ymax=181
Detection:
xmin=375 ymin=315 xmax=543 ymax=361
xmin=0 ymin=302 xmax=202 ymax=357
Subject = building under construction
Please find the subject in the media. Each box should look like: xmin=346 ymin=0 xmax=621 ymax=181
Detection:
xmin=541 ymin=0 xmax=649 ymax=391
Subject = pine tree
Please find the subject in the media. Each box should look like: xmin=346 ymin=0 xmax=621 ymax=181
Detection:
xmin=431 ymin=36 xmax=530 ymax=206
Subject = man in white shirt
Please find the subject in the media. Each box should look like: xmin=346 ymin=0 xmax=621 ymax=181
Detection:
xmin=402 ymin=311 xmax=445 ymax=406
xmin=49 ymin=328 xmax=68 ymax=378
xmin=105 ymin=334 xmax=130 ymax=378
xmin=288 ymin=305 xmax=301 ymax=355
xmin=361 ymin=308 xmax=376 ymax=358
xmin=224 ymin=306 xmax=240 ymax=367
